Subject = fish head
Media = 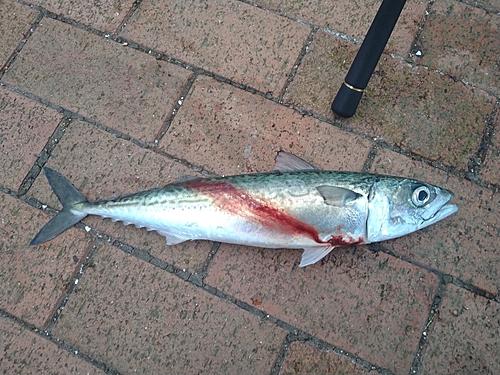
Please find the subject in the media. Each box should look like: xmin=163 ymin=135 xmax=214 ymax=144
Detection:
xmin=366 ymin=178 xmax=458 ymax=243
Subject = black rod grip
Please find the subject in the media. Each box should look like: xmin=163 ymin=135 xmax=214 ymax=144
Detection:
xmin=331 ymin=0 xmax=407 ymax=118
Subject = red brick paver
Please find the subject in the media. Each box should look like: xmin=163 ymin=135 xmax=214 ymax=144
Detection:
xmin=160 ymin=76 xmax=372 ymax=175
xmin=0 ymin=89 xmax=63 ymax=191
xmin=53 ymin=242 xmax=286 ymax=374
xmin=415 ymin=0 xmax=500 ymax=96
xmin=0 ymin=0 xmax=38 ymax=69
xmin=122 ymin=0 xmax=310 ymax=95
xmin=281 ymin=341 xmax=377 ymax=375
xmin=3 ymin=17 xmax=192 ymax=142
xmin=27 ymin=0 xmax=135 ymax=33
xmin=285 ymin=30 xmax=496 ymax=171
xmin=0 ymin=192 xmax=93 ymax=328
xmin=1 ymin=317 xmax=106 ymax=375
xmin=253 ymin=0 xmax=427 ymax=56
xmin=1 ymin=0 xmax=498 ymax=374
xmin=206 ymin=246 xmax=439 ymax=374
xmin=419 ymin=283 xmax=500 ymax=375
xmin=481 ymin=110 xmax=500 ymax=186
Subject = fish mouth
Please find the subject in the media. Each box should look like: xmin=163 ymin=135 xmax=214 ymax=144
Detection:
xmin=430 ymin=203 xmax=458 ymax=221
xmin=420 ymin=188 xmax=458 ymax=225
xmin=421 ymin=202 xmax=458 ymax=227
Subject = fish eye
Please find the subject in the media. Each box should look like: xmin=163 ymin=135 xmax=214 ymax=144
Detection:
xmin=412 ymin=185 xmax=431 ymax=207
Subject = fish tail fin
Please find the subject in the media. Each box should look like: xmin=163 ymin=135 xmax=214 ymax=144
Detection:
xmin=30 ymin=168 xmax=88 ymax=245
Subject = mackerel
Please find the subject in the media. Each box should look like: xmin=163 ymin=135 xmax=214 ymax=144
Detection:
xmin=31 ymin=152 xmax=458 ymax=267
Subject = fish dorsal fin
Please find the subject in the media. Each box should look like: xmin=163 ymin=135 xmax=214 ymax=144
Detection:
xmin=273 ymin=151 xmax=319 ymax=172
xmin=316 ymin=185 xmax=362 ymax=206
xmin=300 ymin=246 xmax=335 ymax=267
xmin=171 ymin=174 xmax=199 ymax=184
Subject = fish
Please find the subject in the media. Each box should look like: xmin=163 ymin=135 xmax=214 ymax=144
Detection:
xmin=30 ymin=152 xmax=458 ymax=267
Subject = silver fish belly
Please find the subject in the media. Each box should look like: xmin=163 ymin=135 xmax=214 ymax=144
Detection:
xmin=30 ymin=152 xmax=458 ymax=267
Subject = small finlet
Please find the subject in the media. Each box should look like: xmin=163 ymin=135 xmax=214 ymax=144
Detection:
xmin=299 ymin=246 xmax=335 ymax=267
xmin=316 ymin=185 xmax=362 ymax=206
xmin=156 ymin=230 xmax=190 ymax=245
xmin=273 ymin=151 xmax=318 ymax=172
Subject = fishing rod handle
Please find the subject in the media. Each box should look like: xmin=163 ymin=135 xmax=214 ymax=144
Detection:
xmin=331 ymin=0 xmax=407 ymax=118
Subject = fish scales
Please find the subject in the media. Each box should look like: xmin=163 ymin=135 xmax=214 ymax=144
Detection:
xmin=30 ymin=152 xmax=458 ymax=267
xmin=84 ymin=171 xmax=366 ymax=245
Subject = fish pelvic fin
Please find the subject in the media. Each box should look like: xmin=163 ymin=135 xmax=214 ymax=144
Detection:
xmin=299 ymin=246 xmax=335 ymax=267
xmin=30 ymin=168 xmax=88 ymax=245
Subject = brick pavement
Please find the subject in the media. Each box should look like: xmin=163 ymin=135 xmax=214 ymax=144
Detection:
xmin=1 ymin=0 xmax=499 ymax=374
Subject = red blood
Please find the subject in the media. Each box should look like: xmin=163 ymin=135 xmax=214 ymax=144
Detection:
xmin=180 ymin=179 xmax=364 ymax=246
xmin=327 ymin=234 xmax=364 ymax=246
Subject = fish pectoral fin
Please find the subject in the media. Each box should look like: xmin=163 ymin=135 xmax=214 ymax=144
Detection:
xmin=156 ymin=230 xmax=190 ymax=245
xmin=299 ymin=246 xmax=335 ymax=267
xmin=316 ymin=185 xmax=362 ymax=206
xmin=273 ymin=151 xmax=319 ymax=172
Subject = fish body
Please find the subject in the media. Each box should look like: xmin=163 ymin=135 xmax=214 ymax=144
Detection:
xmin=31 ymin=152 xmax=458 ymax=267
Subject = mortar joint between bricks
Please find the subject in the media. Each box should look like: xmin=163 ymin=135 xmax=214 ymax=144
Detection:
xmin=406 ymin=0 xmax=436 ymax=62
xmin=107 ymin=237 xmax=203 ymax=285
xmin=372 ymin=244 xmax=457 ymax=286
xmin=199 ymin=280 xmax=394 ymax=374
xmin=0 ymin=305 xmax=123 ymax=375
xmin=278 ymin=26 xmax=319 ymax=101
xmin=451 ymin=277 xmax=499 ymax=301
xmin=154 ymin=72 xmax=199 ymax=143
xmin=43 ymin=241 xmax=100 ymax=333
xmin=409 ymin=282 xmax=445 ymax=375
xmin=196 ymin=241 xmax=221 ymax=281
xmin=268 ymin=332 xmax=297 ymax=375
xmin=459 ymin=0 xmax=500 ymax=14
xmin=111 ymin=0 xmax=143 ymax=38
xmin=362 ymin=144 xmax=379 ymax=173
xmin=0 ymin=6 xmax=43 ymax=80
xmin=17 ymin=117 xmax=72 ymax=197
xmin=304 ymin=334 xmax=395 ymax=375
xmin=468 ymin=99 xmax=500 ymax=178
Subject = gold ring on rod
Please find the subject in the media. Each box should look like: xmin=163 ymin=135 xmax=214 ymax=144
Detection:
xmin=343 ymin=81 xmax=364 ymax=93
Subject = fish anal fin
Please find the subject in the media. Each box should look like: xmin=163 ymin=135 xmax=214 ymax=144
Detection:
xmin=156 ymin=230 xmax=190 ymax=245
xmin=299 ymin=246 xmax=335 ymax=267
xmin=273 ymin=151 xmax=319 ymax=172
xmin=316 ymin=185 xmax=362 ymax=206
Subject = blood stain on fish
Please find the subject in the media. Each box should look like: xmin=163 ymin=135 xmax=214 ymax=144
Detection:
xmin=180 ymin=179 xmax=364 ymax=246
xmin=181 ymin=180 xmax=320 ymax=235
